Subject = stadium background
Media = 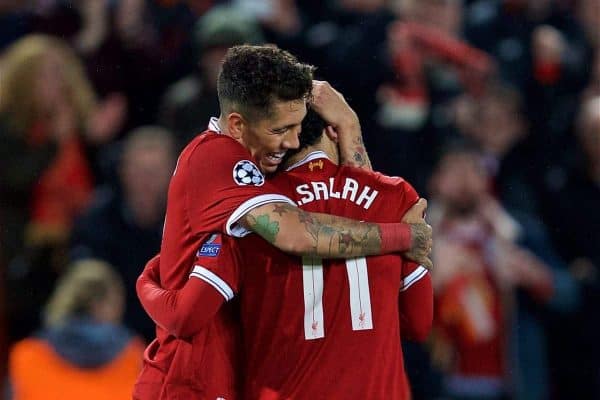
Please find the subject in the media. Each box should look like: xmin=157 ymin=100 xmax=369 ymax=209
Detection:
xmin=0 ymin=0 xmax=598 ymax=399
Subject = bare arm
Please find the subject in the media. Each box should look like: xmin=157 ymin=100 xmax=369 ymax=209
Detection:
xmin=311 ymin=80 xmax=372 ymax=171
xmin=241 ymin=203 xmax=380 ymax=258
xmin=239 ymin=202 xmax=434 ymax=265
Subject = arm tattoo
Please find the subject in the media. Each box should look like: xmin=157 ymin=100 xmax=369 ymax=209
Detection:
xmin=347 ymin=136 xmax=372 ymax=170
xmin=246 ymin=204 xmax=382 ymax=258
xmin=294 ymin=208 xmax=381 ymax=257
xmin=272 ymin=204 xmax=288 ymax=216
xmin=246 ymin=213 xmax=280 ymax=244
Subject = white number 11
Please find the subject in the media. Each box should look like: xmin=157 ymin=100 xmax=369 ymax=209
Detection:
xmin=302 ymin=256 xmax=373 ymax=340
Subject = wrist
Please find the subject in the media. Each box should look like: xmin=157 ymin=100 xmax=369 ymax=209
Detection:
xmin=336 ymin=113 xmax=360 ymax=133
xmin=379 ymin=222 xmax=411 ymax=253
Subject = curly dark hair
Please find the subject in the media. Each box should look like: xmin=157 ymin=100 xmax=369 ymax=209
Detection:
xmin=217 ymin=45 xmax=315 ymax=121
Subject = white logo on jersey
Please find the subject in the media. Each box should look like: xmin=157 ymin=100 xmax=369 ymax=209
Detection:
xmin=233 ymin=160 xmax=264 ymax=186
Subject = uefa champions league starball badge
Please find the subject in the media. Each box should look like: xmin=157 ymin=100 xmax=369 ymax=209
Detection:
xmin=233 ymin=160 xmax=265 ymax=186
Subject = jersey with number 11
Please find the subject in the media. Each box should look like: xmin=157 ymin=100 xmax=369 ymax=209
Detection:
xmin=236 ymin=152 xmax=425 ymax=399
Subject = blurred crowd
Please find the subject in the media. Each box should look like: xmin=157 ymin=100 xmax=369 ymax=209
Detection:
xmin=0 ymin=0 xmax=598 ymax=399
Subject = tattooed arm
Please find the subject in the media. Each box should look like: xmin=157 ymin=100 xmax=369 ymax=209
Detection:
xmin=240 ymin=202 xmax=432 ymax=267
xmin=311 ymin=81 xmax=372 ymax=171
xmin=342 ymin=133 xmax=372 ymax=171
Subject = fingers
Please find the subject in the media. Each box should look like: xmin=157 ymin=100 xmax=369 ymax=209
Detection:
xmin=404 ymin=251 xmax=433 ymax=270
xmin=402 ymin=198 xmax=428 ymax=223
xmin=310 ymin=80 xmax=353 ymax=126
xmin=404 ymin=220 xmax=433 ymax=269
xmin=421 ymin=257 xmax=434 ymax=270
xmin=415 ymin=198 xmax=427 ymax=217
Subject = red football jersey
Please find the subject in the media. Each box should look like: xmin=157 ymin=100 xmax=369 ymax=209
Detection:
xmin=134 ymin=129 xmax=295 ymax=400
xmin=192 ymin=152 xmax=432 ymax=400
xmin=136 ymin=150 xmax=433 ymax=400
xmin=234 ymin=151 xmax=429 ymax=399
xmin=159 ymin=131 xmax=294 ymax=289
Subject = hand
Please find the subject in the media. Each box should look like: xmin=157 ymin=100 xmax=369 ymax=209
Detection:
xmin=402 ymin=198 xmax=427 ymax=223
xmin=86 ymin=92 xmax=127 ymax=144
xmin=50 ymin=102 xmax=78 ymax=144
xmin=532 ymin=25 xmax=565 ymax=64
xmin=402 ymin=198 xmax=433 ymax=269
xmin=310 ymin=80 xmax=358 ymax=130
xmin=311 ymin=80 xmax=369 ymax=169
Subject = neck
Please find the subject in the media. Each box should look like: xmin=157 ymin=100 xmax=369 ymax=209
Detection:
xmin=282 ymin=135 xmax=340 ymax=169
xmin=217 ymin=115 xmax=229 ymax=135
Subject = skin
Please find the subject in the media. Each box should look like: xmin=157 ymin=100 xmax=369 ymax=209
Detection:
xmin=223 ymin=99 xmax=307 ymax=174
xmin=240 ymin=118 xmax=433 ymax=266
xmin=211 ymin=83 xmax=432 ymax=265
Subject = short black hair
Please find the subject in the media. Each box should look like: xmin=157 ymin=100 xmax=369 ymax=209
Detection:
xmin=434 ymin=138 xmax=482 ymax=172
xmin=217 ymin=45 xmax=315 ymax=121
xmin=299 ymin=108 xmax=327 ymax=149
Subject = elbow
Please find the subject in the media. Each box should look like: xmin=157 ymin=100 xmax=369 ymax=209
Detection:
xmin=163 ymin=300 xmax=210 ymax=339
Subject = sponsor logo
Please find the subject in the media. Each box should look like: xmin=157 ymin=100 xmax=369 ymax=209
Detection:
xmin=197 ymin=234 xmax=221 ymax=257
xmin=233 ymin=160 xmax=264 ymax=186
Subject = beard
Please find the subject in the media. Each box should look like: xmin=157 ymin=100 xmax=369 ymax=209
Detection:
xmin=445 ymin=195 xmax=480 ymax=218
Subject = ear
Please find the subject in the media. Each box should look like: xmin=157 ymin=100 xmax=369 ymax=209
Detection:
xmin=325 ymin=126 xmax=339 ymax=143
xmin=227 ymin=112 xmax=245 ymax=140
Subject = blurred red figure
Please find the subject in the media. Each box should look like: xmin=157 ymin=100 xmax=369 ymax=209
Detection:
xmin=428 ymin=146 xmax=554 ymax=400
xmin=0 ymin=35 xmax=98 ymax=258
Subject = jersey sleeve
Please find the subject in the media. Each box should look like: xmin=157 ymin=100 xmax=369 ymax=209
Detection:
xmin=188 ymin=234 xmax=242 ymax=301
xmin=184 ymin=136 xmax=296 ymax=237
xmin=136 ymin=236 xmax=242 ymax=338
xmin=399 ymin=262 xmax=433 ymax=342
xmin=364 ymin=170 xmax=420 ymax=218
xmin=390 ymin=177 xmax=420 ymax=217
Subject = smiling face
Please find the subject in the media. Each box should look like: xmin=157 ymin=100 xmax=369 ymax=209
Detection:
xmin=237 ymin=99 xmax=307 ymax=174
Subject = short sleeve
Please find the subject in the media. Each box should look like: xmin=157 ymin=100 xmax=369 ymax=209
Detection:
xmin=188 ymin=234 xmax=242 ymax=301
xmin=184 ymin=135 xmax=295 ymax=237
xmin=390 ymin=178 xmax=420 ymax=217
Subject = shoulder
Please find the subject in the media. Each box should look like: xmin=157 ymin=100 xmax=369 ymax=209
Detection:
xmin=342 ymin=166 xmax=418 ymax=195
xmin=181 ymin=132 xmax=251 ymax=166
xmin=177 ymin=133 xmax=264 ymax=191
xmin=10 ymin=337 xmax=50 ymax=366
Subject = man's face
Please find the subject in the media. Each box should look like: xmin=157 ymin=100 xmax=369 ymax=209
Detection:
xmin=433 ymin=153 xmax=487 ymax=215
xmin=241 ymin=99 xmax=307 ymax=174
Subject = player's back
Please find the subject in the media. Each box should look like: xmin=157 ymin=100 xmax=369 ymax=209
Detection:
xmin=238 ymin=152 xmax=419 ymax=399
